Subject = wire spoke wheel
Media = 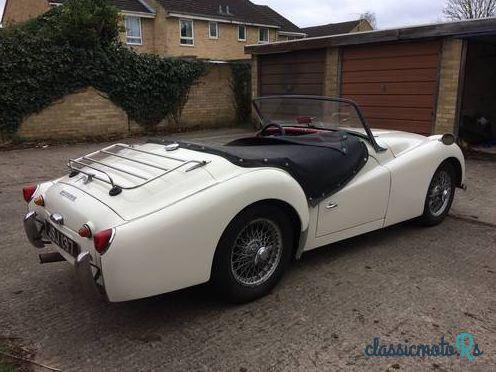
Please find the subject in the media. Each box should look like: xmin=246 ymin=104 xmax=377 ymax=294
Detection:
xmin=428 ymin=169 xmax=452 ymax=217
xmin=230 ymin=218 xmax=283 ymax=287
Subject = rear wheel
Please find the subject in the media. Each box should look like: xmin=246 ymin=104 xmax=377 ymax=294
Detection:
xmin=211 ymin=204 xmax=293 ymax=303
xmin=419 ymin=162 xmax=456 ymax=226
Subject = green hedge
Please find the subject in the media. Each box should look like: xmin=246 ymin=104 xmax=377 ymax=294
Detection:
xmin=230 ymin=62 xmax=252 ymax=124
xmin=0 ymin=0 xmax=206 ymax=138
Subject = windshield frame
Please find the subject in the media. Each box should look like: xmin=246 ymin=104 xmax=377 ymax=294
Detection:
xmin=252 ymin=95 xmax=386 ymax=152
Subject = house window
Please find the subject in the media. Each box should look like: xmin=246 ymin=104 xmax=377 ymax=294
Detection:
xmin=209 ymin=21 xmax=218 ymax=39
xmin=125 ymin=16 xmax=142 ymax=45
xmin=180 ymin=19 xmax=194 ymax=45
xmin=259 ymin=27 xmax=269 ymax=43
xmin=238 ymin=25 xmax=246 ymax=41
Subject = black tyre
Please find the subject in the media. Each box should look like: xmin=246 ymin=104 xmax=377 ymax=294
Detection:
xmin=211 ymin=204 xmax=294 ymax=303
xmin=419 ymin=162 xmax=456 ymax=226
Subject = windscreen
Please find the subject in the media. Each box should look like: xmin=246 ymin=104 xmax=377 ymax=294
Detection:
xmin=254 ymin=97 xmax=366 ymax=132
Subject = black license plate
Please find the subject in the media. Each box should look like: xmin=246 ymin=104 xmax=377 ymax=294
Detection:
xmin=44 ymin=221 xmax=81 ymax=258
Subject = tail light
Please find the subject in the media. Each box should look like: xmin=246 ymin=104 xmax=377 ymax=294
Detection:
xmin=34 ymin=195 xmax=45 ymax=206
xmin=93 ymin=228 xmax=114 ymax=255
xmin=23 ymin=185 xmax=38 ymax=203
xmin=78 ymin=224 xmax=92 ymax=238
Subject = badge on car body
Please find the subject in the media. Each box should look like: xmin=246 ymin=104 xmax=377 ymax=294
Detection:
xmin=60 ymin=190 xmax=77 ymax=202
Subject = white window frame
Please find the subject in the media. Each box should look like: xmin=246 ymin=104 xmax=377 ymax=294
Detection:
xmin=125 ymin=16 xmax=142 ymax=45
xmin=209 ymin=21 xmax=219 ymax=39
xmin=179 ymin=19 xmax=194 ymax=46
xmin=238 ymin=24 xmax=246 ymax=41
xmin=259 ymin=27 xmax=269 ymax=43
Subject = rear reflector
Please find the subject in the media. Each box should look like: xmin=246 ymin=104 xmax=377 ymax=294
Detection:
xmin=93 ymin=228 xmax=114 ymax=254
xmin=23 ymin=185 xmax=38 ymax=203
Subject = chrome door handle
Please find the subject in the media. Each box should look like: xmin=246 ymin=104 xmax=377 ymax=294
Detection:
xmin=326 ymin=202 xmax=338 ymax=210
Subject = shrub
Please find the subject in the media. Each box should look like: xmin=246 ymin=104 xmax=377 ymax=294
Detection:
xmin=230 ymin=62 xmax=252 ymax=124
xmin=0 ymin=0 xmax=206 ymax=138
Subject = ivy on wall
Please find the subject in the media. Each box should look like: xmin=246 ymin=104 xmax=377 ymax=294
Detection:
xmin=230 ymin=62 xmax=252 ymax=124
xmin=0 ymin=0 xmax=206 ymax=138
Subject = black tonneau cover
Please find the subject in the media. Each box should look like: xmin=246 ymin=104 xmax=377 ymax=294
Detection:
xmin=158 ymin=131 xmax=368 ymax=206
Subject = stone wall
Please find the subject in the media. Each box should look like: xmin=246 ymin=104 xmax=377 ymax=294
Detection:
xmin=18 ymin=64 xmax=237 ymax=140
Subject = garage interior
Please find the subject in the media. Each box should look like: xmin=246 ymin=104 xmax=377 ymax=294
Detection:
xmin=249 ymin=18 xmax=496 ymax=154
xmin=459 ymin=36 xmax=496 ymax=152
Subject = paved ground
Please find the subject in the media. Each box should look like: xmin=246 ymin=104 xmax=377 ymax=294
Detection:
xmin=0 ymin=128 xmax=495 ymax=371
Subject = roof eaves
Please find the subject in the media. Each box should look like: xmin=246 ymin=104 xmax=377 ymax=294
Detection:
xmin=246 ymin=17 xmax=496 ymax=54
xmin=166 ymin=11 xmax=281 ymax=29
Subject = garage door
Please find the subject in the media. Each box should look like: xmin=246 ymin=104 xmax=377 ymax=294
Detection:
xmin=341 ymin=41 xmax=442 ymax=135
xmin=259 ymin=49 xmax=326 ymax=96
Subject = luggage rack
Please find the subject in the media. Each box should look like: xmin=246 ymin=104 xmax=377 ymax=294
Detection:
xmin=67 ymin=143 xmax=209 ymax=196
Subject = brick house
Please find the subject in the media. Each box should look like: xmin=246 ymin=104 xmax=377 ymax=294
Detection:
xmin=302 ymin=19 xmax=373 ymax=37
xmin=1 ymin=0 xmax=308 ymax=60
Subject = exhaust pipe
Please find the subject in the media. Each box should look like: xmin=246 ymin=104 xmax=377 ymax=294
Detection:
xmin=39 ymin=252 xmax=66 ymax=264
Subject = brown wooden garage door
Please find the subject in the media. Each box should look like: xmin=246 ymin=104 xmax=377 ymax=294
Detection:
xmin=341 ymin=41 xmax=442 ymax=135
xmin=259 ymin=49 xmax=326 ymax=96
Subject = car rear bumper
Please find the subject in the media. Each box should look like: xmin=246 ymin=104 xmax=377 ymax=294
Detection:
xmin=23 ymin=211 xmax=106 ymax=299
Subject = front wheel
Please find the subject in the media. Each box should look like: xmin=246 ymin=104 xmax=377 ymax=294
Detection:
xmin=211 ymin=204 xmax=294 ymax=303
xmin=419 ymin=162 xmax=456 ymax=226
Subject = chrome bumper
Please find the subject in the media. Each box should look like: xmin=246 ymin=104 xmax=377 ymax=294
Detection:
xmin=23 ymin=211 xmax=105 ymax=299
xmin=23 ymin=211 xmax=46 ymax=248
xmin=75 ymin=251 xmax=106 ymax=298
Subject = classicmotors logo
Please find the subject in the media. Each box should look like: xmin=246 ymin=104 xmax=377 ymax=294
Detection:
xmin=364 ymin=333 xmax=483 ymax=362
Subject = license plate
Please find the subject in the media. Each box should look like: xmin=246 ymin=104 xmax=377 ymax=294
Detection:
xmin=44 ymin=221 xmax=81 ymax=258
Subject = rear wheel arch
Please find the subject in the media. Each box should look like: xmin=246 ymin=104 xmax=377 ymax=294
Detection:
xmin=210 ymin=199 xmax=300 ymax=302
xmin=443 ymin=157 xmax=463 ymax=188
xmin=247 ymin=199 xmax=302 ymax=259
xmin=210 ymin=199 xmax=303 ymax=280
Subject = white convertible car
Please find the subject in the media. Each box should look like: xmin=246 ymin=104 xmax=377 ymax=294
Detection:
xmin=23 ymin=96 xmax=465 ymax=303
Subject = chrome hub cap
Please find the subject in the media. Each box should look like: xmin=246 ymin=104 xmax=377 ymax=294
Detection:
xmin=428 ymin=170 xmax=452 ymax=217
xmin=231 ymin=218 xmax=283 ymax=287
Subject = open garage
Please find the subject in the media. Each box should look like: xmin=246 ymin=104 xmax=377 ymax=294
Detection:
xmin=248 ymin=18 xmax=496 ymax=145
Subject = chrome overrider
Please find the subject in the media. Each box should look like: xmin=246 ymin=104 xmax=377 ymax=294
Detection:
xmin=23 ymin=211 xmax=104 ymax=298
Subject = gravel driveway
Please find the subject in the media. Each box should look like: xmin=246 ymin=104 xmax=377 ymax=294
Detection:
xmin=0 ymin=128 xmax=495 ymax=371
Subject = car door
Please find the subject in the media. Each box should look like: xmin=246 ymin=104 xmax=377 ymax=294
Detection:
xmin=316 ymin=150 xmax=391 ymax=237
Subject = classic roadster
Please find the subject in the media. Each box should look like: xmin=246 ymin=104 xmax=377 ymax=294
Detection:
xmin=23 ymin=96 xmax=465 ymax=303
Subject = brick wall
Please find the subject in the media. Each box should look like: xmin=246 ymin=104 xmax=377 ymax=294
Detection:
xmin=18 ymin=88 xmax=129 ymax=140
xmin=434 ymin=39 xmax=465 ymax=134
xmin=181 ymin=64 xmax=236 ymax=126
xmin=2 ymin=0 xmax=49 ymax=26
xmin=17 ymin=64 xmax=237 ymax=140
xmin=323 ymin=48 xmax=340 ymax=97
xmin=122 ymin=17 xmax=156 ymax=55
xmin=162 ymin=17 xmax=275 ymax=60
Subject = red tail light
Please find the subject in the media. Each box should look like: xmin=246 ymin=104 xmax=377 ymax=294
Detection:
xmin=93 ymin=228 xmax=114 ymax=254
xmin=23 ymin=185 xmax=38 ymax=202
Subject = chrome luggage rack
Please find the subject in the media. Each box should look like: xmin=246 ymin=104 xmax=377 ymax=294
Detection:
xmin=67 ymin=143 xmax=209 ymax=196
